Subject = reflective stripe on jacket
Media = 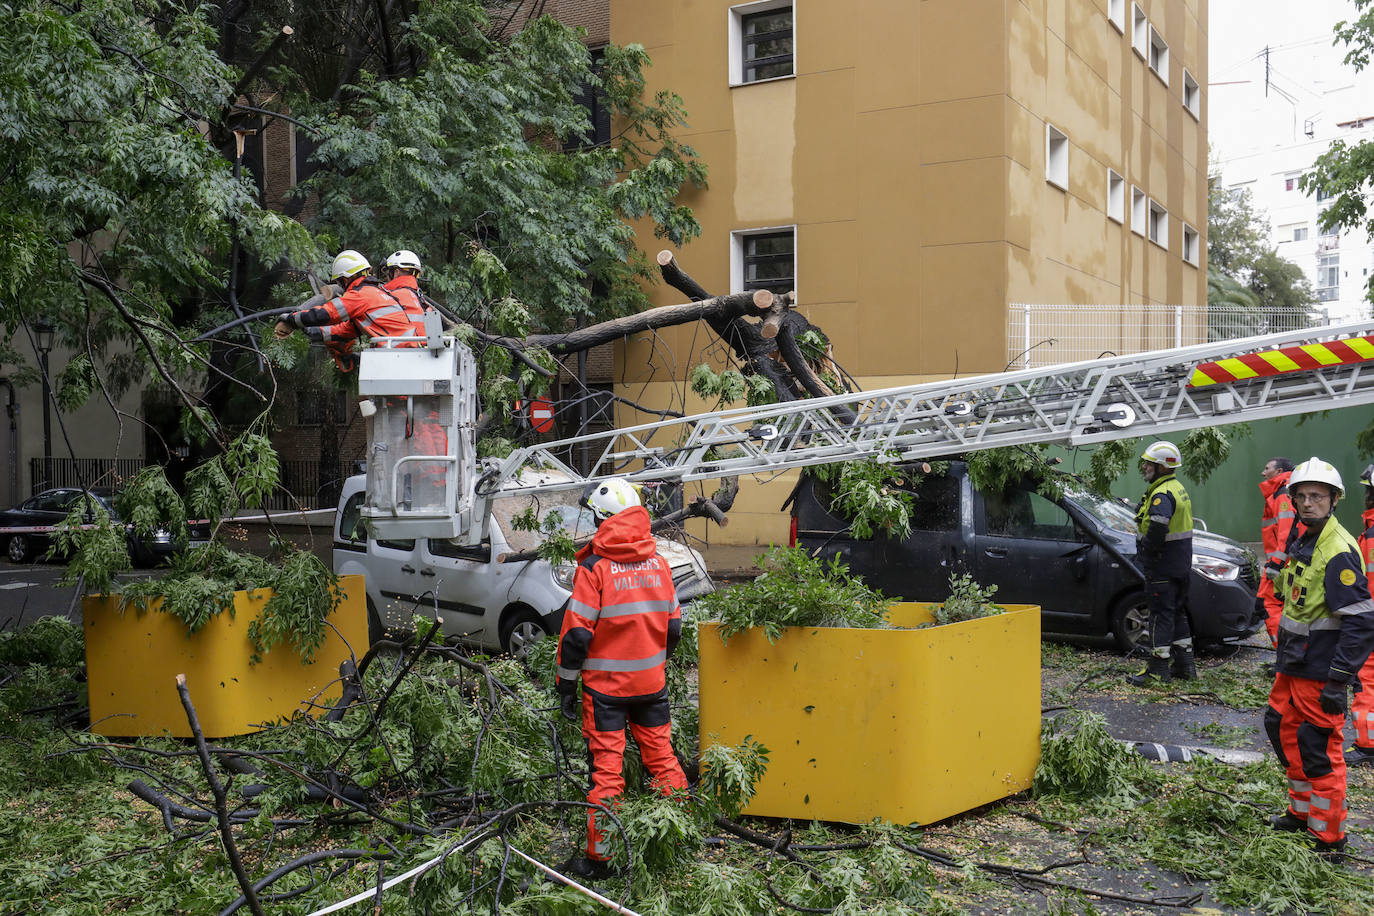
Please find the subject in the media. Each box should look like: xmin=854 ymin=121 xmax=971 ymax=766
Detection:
xmin=556 ymin=505 xmax=682 ymax=699
xmin=1259 ymin=471 xmax=1298 ymax=602
xmin=1277 ymin=516 xmax=1374 ymax=682
xmin=289 ymin=275 xmax=423 ymax=354
xmin=1135 ymin=473 xmax=1193 ymax=578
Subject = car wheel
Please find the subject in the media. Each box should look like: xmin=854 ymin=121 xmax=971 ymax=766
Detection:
xmin=1110 ymin=592 xmax=1150 ymax=655
xmin=500 ymin=607 xmax=547 ymax=659
xmin=6 ymin=534 xmax=31 ymax=564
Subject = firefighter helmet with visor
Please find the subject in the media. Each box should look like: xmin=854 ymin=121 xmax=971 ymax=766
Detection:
xmin=581 ymin=478 xmax=640 ymax=521
xmin=1289 ymin=456 xmax=1345 ymax=501
xmin=1141 ymin=440 xmax=1182 ymax=469
xmin=330 ymin=249 xmax=371 ymax=282
xmin=386 ymin=249 xmax=423 ymax=275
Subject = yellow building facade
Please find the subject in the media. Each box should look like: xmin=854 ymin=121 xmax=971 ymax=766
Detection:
xmin=608 ymin=0 xmax=1208 ymax=551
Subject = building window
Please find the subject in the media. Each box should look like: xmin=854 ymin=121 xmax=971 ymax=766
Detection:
xmin=1316 ymin=252 xmax=1340 ymax=300
xmin=1285 ymin=176 xmax=1297 ymax=191
xmin=1281 ymin=223 xmax=1309 ymax=242
xmin=565 ymin=48 xmax=611 ymax=150
xmin=290 ymin=124 xmax=320 ymax=187
xmin=1148 ymin=26 xmax=1169 ymax=85
xmin=1181 ymin=223 xmax=1199 ymax=265
xmin=1106 ymin=169 xmax=1125 ymax=223
xmin=730 ymin=2 xmax=794 ymax=85
xmin=1132 ymin=4 xmax=1148 ymax=58
xmin=732 ymin=227 xmax=796 ymax=296
xmin=1182 ymin=69 xmax=1200 ymax=118
xmin=1131 ymin=186 xmax=1147 ymax=236
xmin=1147 ymin=199 xmax=1168 ymax=247
xmin=1108 ymin=0 xmax=1125 ymax=32
xmin=1315 ymin=185 xmax=1331 ymax=202
xmin=1045 ymin=125 xmax=1069 ymax=190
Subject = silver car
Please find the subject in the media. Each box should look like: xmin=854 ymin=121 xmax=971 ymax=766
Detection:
xmin=333 ymin=472 xmax=714 ymax=657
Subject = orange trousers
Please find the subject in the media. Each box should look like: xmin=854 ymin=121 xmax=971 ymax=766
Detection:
xmin=580 ymin=689 xmax=687 ymax=861
xmin=1265 ymin=673 xmax=1348 ymax=844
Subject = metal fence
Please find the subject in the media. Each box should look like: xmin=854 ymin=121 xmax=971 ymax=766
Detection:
xmin=29 ymin=457 xmax=145 ymax=494
xmin=1005 ymin=304 xmax=1331 ymax=370
xmin=30 ymin=456 xmax=355 ymax=512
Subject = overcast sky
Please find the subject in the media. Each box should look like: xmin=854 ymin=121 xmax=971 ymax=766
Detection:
xmin=1210 ymin=0 xmax=1358 ymax=91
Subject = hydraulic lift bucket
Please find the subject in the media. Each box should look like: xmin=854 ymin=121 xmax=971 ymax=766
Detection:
xmin=357 ymin=323 xmax=477 ymax=541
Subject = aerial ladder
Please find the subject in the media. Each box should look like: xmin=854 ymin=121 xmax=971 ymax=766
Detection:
xmin=356 ymin=314 xmax=1374 ymax=545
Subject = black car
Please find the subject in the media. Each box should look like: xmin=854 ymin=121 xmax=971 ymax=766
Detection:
xmin=788 ymin=461 xmax=1262 ymax=653
xmin=0 ymin=488 xmax=209 ymax=567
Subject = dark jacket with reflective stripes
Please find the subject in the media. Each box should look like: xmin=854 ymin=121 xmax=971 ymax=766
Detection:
xmin=556 ymin=505 xmax=682 ymax=700
xmin=1134 ymin=473 xmax=1192 ymax=578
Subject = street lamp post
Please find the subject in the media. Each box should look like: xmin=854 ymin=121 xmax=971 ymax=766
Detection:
xmin=34 ymin=318 xmax=54 ymax=487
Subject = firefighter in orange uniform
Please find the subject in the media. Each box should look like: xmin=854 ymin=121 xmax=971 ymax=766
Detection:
xmin=1265 ymin=458 xmax=1374 ymax=858
xmin=555 ymin=477 xmax=687 ymax=879
xmin=273 ymin=250 xmax=425 ymax=371
xmin=383 ymin=249 xmax=425 ymax=311
xmin=1258 ymin=457 xmax=1298 ymax=647
xmin=1347 ymin=464 xmax=1374 ymax=767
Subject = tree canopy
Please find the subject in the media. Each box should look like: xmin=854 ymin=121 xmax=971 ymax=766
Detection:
xmin=1205 ymin=180 xmax=1318 ymax=338
xmin=0 ymin=0 xmax=707 ymax=457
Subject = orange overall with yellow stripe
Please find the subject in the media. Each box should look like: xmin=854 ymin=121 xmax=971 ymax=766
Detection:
xmin=284 ymin=274 xmax=426 ymax=371
xmin=556 ymin=505 xmax=687 ymax=861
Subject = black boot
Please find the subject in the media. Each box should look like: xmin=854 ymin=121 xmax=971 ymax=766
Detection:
xmin=558 ymin=857 xmax=612 ymax=881
xmin=1126 ymin=654 xmax=1172 ymax=686
xmin=1269 ymin=811 xmax=1307 ymax=833
xmin=1170 ymin=645 xmax=1197 ymax=681
xmin=1315 ymin=836 xmax=1348 ymax=861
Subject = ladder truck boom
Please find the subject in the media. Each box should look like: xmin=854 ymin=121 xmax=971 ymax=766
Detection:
xmin=358 ymin=316 xmax=1374 ymax=545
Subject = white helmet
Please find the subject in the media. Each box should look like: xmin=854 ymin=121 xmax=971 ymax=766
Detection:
xmin=386 ymin=249 xmax=422 ymax=274
xmin=581 ymin=478 xmax=640 ymax=521
xmin=1289 ymin=456 xmax=1345 ymax=500
xmin=1141 ymin=441 xmax=1182 ymax=469
xmin=330 ymin=249 xmax=371 ymax=282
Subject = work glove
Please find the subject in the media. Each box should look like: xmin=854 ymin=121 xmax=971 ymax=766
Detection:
xmin=1320 ymin=680 xmax=1349 ymax=716
xmin=273 ymin=320 xmax=294 ymax=339
xmin=1263 ymin=561 xmax=1283 ymax=581
xmin=557 ymin=678 xmax=580 ymax=723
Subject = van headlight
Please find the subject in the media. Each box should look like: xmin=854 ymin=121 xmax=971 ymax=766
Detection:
xmin=553 ymin=563 xmax=576 ymax=590
xmin=1192 ymin=554 xmax=1239 ymax=582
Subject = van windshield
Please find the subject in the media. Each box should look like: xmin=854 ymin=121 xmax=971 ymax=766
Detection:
xmin=492 ymin=490 xmax=598 ymax=554
xmin=1067 ymin=488 xmax=1138 ymax=535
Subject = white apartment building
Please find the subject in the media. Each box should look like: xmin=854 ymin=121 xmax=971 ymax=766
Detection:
xmin=1210 ymin=1 xmax=1374 ymax=324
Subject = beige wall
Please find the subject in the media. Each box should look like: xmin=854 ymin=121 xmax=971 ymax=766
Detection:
xmin=609 ymin=0 xmax=1208 ymax=548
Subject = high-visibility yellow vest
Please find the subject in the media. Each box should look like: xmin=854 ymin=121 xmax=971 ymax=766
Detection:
xmin=1135 ymin=474 xmax=1193 ymax=540
xmin=1281 ymin=517 xmax=1363 ymax=627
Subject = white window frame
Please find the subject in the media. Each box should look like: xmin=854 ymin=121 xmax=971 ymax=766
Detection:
xmin=729 ymin=0 xmax=795 ymax=87
xmin=1181 ymin=223 xmax=1199 ymax=265
xmin=1182 ymin=69 xmax=1200 ymax=119
xmin=1132 ymin=4 xmax=1149 ymax=58
xmin=1108 ymin=0 xmax=1125 ymax=32
xmin=1131 ymin=186 xmax=1147 ymax=236
xmin=1147 ymin=199 xmax=1168 ymax=248
xmin=1106 ymin=169 xmax=1125 ymax=223
xmin=1045 ymin=124 xmax=1069 ymax=190
xmin=1148 ymin=25 xmax=1169 ymax=85
xmin=730 ymin=225 xmax=798 ymax=295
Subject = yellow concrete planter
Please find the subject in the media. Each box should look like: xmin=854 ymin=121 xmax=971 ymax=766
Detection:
xmin=83 ymin=574 xmax=368 ymax=738
xmin=698 ymin=602 xmax=1041 ymax=826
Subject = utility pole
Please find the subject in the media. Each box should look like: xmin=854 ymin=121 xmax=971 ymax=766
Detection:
xmin=1264 ymin=45 xmax=1270 ymax=98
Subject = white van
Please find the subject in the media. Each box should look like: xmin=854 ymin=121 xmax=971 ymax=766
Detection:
xmin=333 ymin=471 xmax=714 ymax=656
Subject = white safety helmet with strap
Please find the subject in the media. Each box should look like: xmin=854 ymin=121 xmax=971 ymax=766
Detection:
xmin=1141 ymin=440 xmax=1182 ymax=469
xmin=385 ymin=249 xmax=423 ymax=275
xmin=330 ymin=249 xmax=371 ymax=283
xmin=581 ymin=477 xmax=640 ymax=522
xmin=1289 ymin=456 xmax=1345 ymax=501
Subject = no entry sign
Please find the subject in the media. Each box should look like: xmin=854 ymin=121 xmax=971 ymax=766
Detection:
xmin=527 ymin=397 xmax=555 ymax=433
